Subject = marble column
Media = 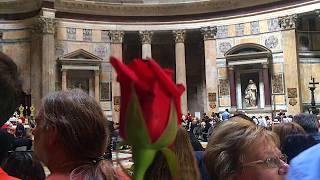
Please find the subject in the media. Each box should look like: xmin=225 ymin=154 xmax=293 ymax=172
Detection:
xmin=173 ymin=29 xmax=188 ymax=114
xmin=34 ymin=17 xmax=56 ymax=97
xmin=139 ymin=31 xmax=153 ymax=59
xmin=279 ymin=14 xmax=302 ymax=114
xmin=109 ymin=30 xmax=124 ymax=123
xmin=262 ymin=63 xmax=271 ymax=106
xmin=94 ymin=70 xmax=100 ymax=102
xmin=201 ymin=26 xmax=218 ymax=114
xmin=62 ymin=69 xmax=67 ymax=91
xmin=30 ymin=28 xmax=42 ymax=110
xmin=228 ymin=66 xmax=237 ymax=108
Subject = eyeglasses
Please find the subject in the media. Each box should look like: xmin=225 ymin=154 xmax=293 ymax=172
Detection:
xmin=242 ymin=154 xmax=288 ymax=169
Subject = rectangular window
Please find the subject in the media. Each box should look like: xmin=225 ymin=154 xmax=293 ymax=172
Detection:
xmin=67 ymin=28 xmax=76 ymax=40
xmin=83 ymin=29 xmax=92 ymax=42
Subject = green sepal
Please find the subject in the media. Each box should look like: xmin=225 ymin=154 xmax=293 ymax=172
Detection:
xmin=161 ymin=148 xmax=178 ymax=178
xmin=132 ymin=147 xmax=157 ymax=180
xmin=150 ymin=101 xmax=178 ymax=149
xmin=125 ymin=91 xmax=151 ymax=147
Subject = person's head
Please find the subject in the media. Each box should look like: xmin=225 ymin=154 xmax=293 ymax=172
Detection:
xmin=0 ymin=129 xmax=13 ymax=164
xmin=225 ymin=109 xmax=229 ymax=112
xmin=272 ymin=122 xmax=305 ymax=146
xmin=0 ymin=52 xmax=22 ymax=126
xmin=204 ymin=118 xmax=288 ymax=180
xmin=293 ymin=113 xmax=319 ymax=133
xmin=145 ymin=127 xmax=200 ymax=180
xmin=3 ymin=151 xmax=45 ymax=180
xmin=33 ymin=89 xmax=114 ymax=179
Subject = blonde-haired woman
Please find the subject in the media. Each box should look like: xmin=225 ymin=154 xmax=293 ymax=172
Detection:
xmin=204 ymin=118 xmax=288 ymax=180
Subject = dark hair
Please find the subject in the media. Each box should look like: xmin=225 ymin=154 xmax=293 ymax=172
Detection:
xmin=0 ymin=52 xmax=22 ymax=126
xmin=293 ymin=113 xmax=319 ymax=133
xmin=3 ymin=152 xmax=45 ymax=180
xmin=0 ymin=129 xmax=14 ymax=163
xmin=41 ymin=89 xmax=115 ymax=179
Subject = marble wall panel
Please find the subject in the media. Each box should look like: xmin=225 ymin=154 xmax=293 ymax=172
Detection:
xmin=251 ymin=21 xmax=260 ymax=34
xmin=228 ymin=24 xmax=236 ymax=37
xmin=261 ymin=32 xmax=282 ymax=51
xmin=299 ymin=63 xmax=320 ymax=104
xmin=234 ymin=36 xmax=260 ymax=45
xmin=3 ymin=43 xmax=31 ymax=93
xmin=217 ymin=25 xmax=228 ymax=38
xmin=267 ymin=18 xmax=280 ymax=32
xmin=55 ymin=41 xmax=67 ymax=58
xmin=93 ymin=44 xmax=108 ymax=58
xmin=218 ymin=67 xmax=227 ymax=78
xmin=101 ymin=30 xmax=111 ymax=42
xmin=219 ymin=96 xmax=231 ymax=107
xmin=67 ymin=27 xmax=76 ymax=40
xmin=259 ymin=20 xmax=268 ymax=33
xmin=272 ymin=63 xmax=283 ymax=73
xmin=216 ymin=39 xmax=233 ymax=57
xmin=68 ymin=42 xmax=92 ymax=53
xmin=235 ymin=23 xmax=245 ymax=36
xmin=274 ymin=95 xmax=286 ymax=105
xmin=4 ymin=30 xmax=30 ymax=39
xmin=83 ymin=29 xmax=92 ymax=42
xmin=219 ymin=79 xmax=230 ymax=96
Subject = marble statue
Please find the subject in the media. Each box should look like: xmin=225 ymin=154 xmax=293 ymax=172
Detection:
xmin=244 ymin=80 xmax=257 ymax=107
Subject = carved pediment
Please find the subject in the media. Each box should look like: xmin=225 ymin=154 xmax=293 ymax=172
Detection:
xmin=58 ymin=49 xmax=102 ymax=66
xmin=61 ymin=49 xmax=103 ymax=60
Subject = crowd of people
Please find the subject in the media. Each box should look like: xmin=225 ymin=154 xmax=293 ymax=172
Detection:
xmin=1 ymin=51 xmax=320 ymax=180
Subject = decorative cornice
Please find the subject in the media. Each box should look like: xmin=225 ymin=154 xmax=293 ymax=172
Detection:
xmin=55 ymin=0 xmax=282 ymax=17
xmin=33 ymin=17 xmax=56 ymax=34
xmin=173 ymin=29 xmax=186 ymax=43
xmin=139 ymin=31 xmax=153 ymax=44
xmin=278 ymin=14 xmax=298 ymax=30
xmin=108 ymin=30 xmax=124 ymax=44
xmin=0 ymin=0 xmax=41 ymax=14
xmin=201 ymin=26 xmax=217 ymax=40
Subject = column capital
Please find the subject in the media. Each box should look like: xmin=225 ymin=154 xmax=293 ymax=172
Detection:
xmin=228 ymin=65 xmax=234 ymax=70
xmin=278 ymin=14 xmax=298 ymax=30
xmin=262 ymin=63 xmax=269 ymax=69
xmin=173 ymin=29 xmax=186 ymax=43
xmin=139 ymin=31 xmax=153 ymax=44
xmin=108 ymin=31 xmax=124 ymax=44
xmin=315 ymin=9 xmax=320 ymax=18
xmin=33 ymin=16 xmax=56 ymax=34
xmin=201 ymin=26 xmax=217 ymax=40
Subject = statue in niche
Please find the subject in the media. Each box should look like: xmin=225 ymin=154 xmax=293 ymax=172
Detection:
xmin=244 ymin=80 xmax=257 ymax=107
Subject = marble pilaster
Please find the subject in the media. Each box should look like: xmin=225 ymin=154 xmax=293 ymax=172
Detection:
xmin=95 ymin=70 xmax=100 ymax=102
xmin=173 ymin=29 xmax=187 ymax=114
xmin=279 ymin=14 xmax=302 ymax=114
xmin=62 ymin=69 xmax=67 ymax=91
xmin=139 ymin=31 xmax=153 ymax=59
xmin=34 ymin=16 xmax=56 ymax=97
xmin=262 ymin=63 xmax=271 ymax=106
xmin=228 ymin=66 xmax=237 ymax=108
xmin=201 ymin=26 xmax=218 ymax=114
xmin=109 ymin=30 xmax=124 ymax=123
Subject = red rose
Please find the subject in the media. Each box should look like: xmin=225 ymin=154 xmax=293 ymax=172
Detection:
xmin=110 ymin=57 xmax=185 ymax=143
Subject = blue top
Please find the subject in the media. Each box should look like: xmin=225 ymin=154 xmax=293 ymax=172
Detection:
xmin=287 ymin=143 xmax=320 ymax=180
xmin=221 ymin=111 xmax=230 ymax=121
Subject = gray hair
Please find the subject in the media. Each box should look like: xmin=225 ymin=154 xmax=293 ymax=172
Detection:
xmin=293 ymin=113 xmax=319 ymax=133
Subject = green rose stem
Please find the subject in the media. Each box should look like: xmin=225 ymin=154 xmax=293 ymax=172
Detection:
xmin=132 ymin=148 xmax=157 ymax=180
xmin=124 ymin=91 xmax=179 ymax=180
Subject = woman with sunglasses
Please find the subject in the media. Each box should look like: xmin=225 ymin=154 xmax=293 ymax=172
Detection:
xmin=204 ymin=117 xmax=288 ymax=180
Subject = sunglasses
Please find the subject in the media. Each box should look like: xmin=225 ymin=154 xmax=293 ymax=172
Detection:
xmin=242 ymin=154 xmax=288 ymax=169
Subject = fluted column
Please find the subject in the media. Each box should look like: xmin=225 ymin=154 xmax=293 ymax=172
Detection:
xmin=279 ymin=14 xmax=302 ymax=114
xmin=201 ymin=26 xmax=218 ymax=114
xmin=62 ymin=69 xmax=67 ymax=91
xmin=228 ymin=66 xmax=237 ymax=108
xmin=173 ymin=29 xmax=188 ymax=114
xmin=34 ymin=16 xmax=56 ymax=97
xmin=109 ymin=30 xmax=124 ymax=123
xmin=94 ymin=70 xmax=100 ymax=102
xmin=262 ymin=63 xmax=271 ymax=106
xmin=139 ymin=31 xmax=153 ymax=59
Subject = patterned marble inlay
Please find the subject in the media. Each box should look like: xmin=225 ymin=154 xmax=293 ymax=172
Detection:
xmin=268 ymin=18 xmax=280 ymax=32
xmin=101 ymin=30 xmax=110 ymax=42
xmin=217 ymin=25 xmax=228 ymax=38
xmin=235 ymin=23 xmax=244 ymax=36
xmin=272 ymin=74 xmax=284 ymax=94
xmin=251 ymin=21 xmax=260 ymax=34
xmin=83 ymin=29 xmax=92 ymax=42
xmin=219 ymin=79 xmax=230 ymax=96
xmin=265 ymin=35 xmax=279 ymax=49
xmin=94 ymin=45 xmax=107 ymax=58
xmin=219 ymin=42 xmax=232 ymax=54
xmin=66 ymin=28 xmax=76 ymax=40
